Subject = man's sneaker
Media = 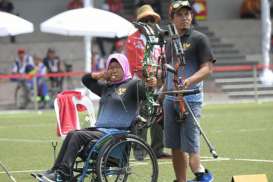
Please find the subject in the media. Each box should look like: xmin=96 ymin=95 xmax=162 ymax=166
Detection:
xmin=188 ymin=169 xmax=214 ymax=182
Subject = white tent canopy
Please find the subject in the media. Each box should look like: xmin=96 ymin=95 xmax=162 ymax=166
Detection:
xmin=40 ymin=7 xmax=136 ymax=72
xmin=40 ymin=7 xmax=136 ymax=38
xmin=0 ymin=11 xmax=34 ymax=36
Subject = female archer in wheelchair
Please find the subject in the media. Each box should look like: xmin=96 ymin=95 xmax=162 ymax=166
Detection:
xmin=39 ymin=53 xmax=158 ymax=182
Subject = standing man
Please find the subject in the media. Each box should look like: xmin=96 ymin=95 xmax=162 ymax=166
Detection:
xmin=126 ymin=4 xmax=171 ymax=159
xmin=11 ymin=48 xmax=34 ymax=109
xmin=163 ymin=1 xmax=215 ymax=182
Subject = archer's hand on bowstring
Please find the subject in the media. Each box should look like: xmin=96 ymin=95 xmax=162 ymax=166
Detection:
xmin=144 ymin=76 xmax=157 ymax=88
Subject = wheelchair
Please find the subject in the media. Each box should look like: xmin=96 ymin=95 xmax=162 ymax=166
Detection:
xmin=32 ymin=91 xmax=158 ymax=182
xmin=70 ymin=127 xmax=158 ymax=182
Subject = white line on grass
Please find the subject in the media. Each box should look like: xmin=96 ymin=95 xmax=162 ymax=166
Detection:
xmin=214 ymin=128 xmax=273 ymax=133
xmin=0 ymin=123 xmax=53 ymax=129
xmin=234 ymin=158 xmax=273 ymax=163
xmin=201 ymin=156 xmax=273 ymax=163
xmin=0 ymin=138 xmax=58 ymax=143
xmin=0 ymin=169 xmax=45 ymax=174
xmin=158 ymin=157 xmax=231 ymax=165
xmin=0 ymin=110 xmax=46 ymax=115
xmin=1 ymin=157 xmax=272 ymax=175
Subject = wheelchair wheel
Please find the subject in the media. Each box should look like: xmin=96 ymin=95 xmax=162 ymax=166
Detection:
xmin=96 ymin=134 xmax=158 ymax=182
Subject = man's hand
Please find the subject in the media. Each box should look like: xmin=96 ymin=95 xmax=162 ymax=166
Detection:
xmin=145 ymin=76 xmax=157 ymax=87
xmin=183 ymin=78 xmax=191 ymax=89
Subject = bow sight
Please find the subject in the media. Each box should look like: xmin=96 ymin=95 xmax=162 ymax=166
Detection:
xmin=133 ymin=21 xmax=168 ymax=46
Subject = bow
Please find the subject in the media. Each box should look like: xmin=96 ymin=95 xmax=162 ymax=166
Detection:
xmin=133 ymin=22 xmax=167 ymax=121
xmin=167 ymin=23 xmax=188 ymax=122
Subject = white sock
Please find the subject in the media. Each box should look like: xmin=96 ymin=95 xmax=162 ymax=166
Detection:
xmin=195 ymin=165 xmax=205 ymax=173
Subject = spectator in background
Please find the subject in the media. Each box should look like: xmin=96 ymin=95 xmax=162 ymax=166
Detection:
xmin=0 ymin=0 xmax=16 ymax=43
xmin=106 ymin=0 xmax=124 ymax=15
xmin=33 ymin=55 xmax=50 ymax=109
xmin=240 ymin=0 xmax=261 ymax=19
xmin=43 ymin=48 xmax=63 ymax=90
xmin=91 ymin=46 xmax=105 ymax=72
xmin=11 ymin=48 xmax=34 ymax=106
xmin=66 ymin=0 xmax=83 ymax=10
xmin=113 ymin=39 xmax=126 ymax=54
xmin=12 ymin=48 xmax=34 ymax=74
xmin=135 ymin=0 xmax=162 ymax=16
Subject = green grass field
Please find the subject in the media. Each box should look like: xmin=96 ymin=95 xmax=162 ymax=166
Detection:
xmin=0 ymin=102 xmax=273 ymax=182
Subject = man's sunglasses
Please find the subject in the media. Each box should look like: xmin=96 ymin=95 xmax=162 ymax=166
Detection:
xmin=139 ymin=16 xmax=156 ymax=23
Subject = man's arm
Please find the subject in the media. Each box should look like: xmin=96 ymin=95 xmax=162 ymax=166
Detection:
xmin=183 ymin=61 xmax=213 ymax=88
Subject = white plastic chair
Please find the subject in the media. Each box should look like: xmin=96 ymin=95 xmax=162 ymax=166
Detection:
xmin=54 ymin=90 xmax=97 ymax=139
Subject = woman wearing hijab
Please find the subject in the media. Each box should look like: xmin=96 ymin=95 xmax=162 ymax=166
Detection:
xmin=41 ymin=53 xmax=157 ymax=182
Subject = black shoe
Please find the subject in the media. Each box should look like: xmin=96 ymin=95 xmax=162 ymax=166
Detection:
xmin=156 ymin=152 xmax=172 ymax=159
xmin=56 ymin=169 xmax=71 ymax=181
